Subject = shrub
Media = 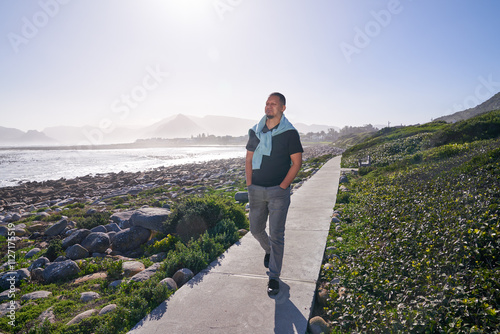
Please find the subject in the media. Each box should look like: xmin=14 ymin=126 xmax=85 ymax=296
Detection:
xmin=163 ymin=195 xmax=248 ymax=241
xmin=44 ymin=239 xmax=63 ymax=261
xmin=76 ymin=212 xmax=112 ymax=230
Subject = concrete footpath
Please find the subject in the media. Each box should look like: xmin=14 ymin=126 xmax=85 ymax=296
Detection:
xmin=128 ymin=155 xmax=342 ymax=334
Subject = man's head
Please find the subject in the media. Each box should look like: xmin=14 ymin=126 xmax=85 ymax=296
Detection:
xmin=265 ymin=92 xmax=286 ymax=120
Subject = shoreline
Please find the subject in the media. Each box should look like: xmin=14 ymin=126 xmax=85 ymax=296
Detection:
xmin=0 ymin=144 xmax=343 ymax=219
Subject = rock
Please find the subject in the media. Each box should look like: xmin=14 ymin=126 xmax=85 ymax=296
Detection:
xmin=112 ymin=226 xmax=151 ymax=253
xmin=317 ymin=288 xmax=329 ymax=306
xmin=238 ymin=229 xmax=248 ymax=236
xmin=122 ymin=261 xmax=145 ymax=278
xmin=38 ymin=306 xmax=56 ymax=324
xmin=90 ymin=225 xmax=107 ymax=233
xmin=25 ymin=247 xmax=41 ymax=259
xmin=150 ymin=252 xmax=167 ymax=263
xmin=21 ymin=290 xmax=52 ymax=301
xmin=109 ymin=280 xmax=123 ymax=288
xmin=54 ymin=255 xmax=68 ymax=262
xmin=26 ymin=223 xmax=45 ymax=233
xmin=43 ymin=260 xmax=80 ymax=283
xmin=110 ymin=211 xmax=135 ymax=228
xmin=99 ymin=303 xmax=117 ymax=315
xmin=66 ymin=244 xmax=90 ymax=260
xmin=331 ymin=217 xmax=341 ymax=223
xmin=80 ymin=291 xmax=101 ymax=303
xmin=172 ymin=268 xmax=194 ymax=287
xmin=31 ymin=268 xmax=45 ymax=281
xmin=66 ymin=309 xmax=97 ymax=326
xmin=72 ymin=272 xmax=107 ymax=285
xmin=81 ymin=232 xmax=110 ymax=254
xmin=104 ymin=223 xmax=121 ymax=233
xmin=0 ymin=288 xmax=19 ymax=301
xmin=44 ymin=219 xmax=68 ymax=236
xmin=0 ymin=301 xmax=20 ymax=317
xmin=62 ymin=229 xmax=92 ymax=249
xmin=0 ymin=269 xmax=30 ymax=290
xmin=309 ymin=316 xmax=330 ymax=334
xmin=159 ymin=277 xmax=177 ymax=291
xmin=0 ymin=226 xmax=8 ymax=237
xmin=234 ymin=191 xmax=249 ymax=203
xmin=130 ymin=263 xmax=161 ymax=282
xmin=339 ymin=175 xmax=349 ymax=184
xmin=130 ymin=207 xmax=171 ymax=232
xmin=28 ymin=257 xmax=50 ymax=271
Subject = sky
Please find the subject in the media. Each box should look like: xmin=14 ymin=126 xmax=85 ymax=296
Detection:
xmin=1 ymin=0 xmax=500 ymax=132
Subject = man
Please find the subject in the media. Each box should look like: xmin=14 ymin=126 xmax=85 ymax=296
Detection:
xmin=245 ymin=92 xmax=303 ymax=296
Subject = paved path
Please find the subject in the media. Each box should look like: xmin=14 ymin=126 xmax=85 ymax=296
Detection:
xmin=128 ymin=156 xmax=342 ymax=334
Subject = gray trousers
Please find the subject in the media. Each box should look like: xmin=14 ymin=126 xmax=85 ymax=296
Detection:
xmin=248 ymin=184 xmax=291 ymax=279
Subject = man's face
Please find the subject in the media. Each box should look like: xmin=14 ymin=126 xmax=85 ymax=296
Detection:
xmin=265 ymin=95 xmax=286 ymax=120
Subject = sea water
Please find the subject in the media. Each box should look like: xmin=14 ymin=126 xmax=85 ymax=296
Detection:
xmin=0 ymin=146 xmax=246 ymax=188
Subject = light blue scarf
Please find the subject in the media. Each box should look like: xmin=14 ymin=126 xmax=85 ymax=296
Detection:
xmin=250 ymin=115 xmax=297 ymax=170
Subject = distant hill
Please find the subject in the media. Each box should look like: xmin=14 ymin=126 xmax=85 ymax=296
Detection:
xmin=1 ymin=114 xmax=339 ymax=147
xmin=0 ymin=127 xmax=58 ymax=146
xmin=436 ymin=91 xmax=500 ymax=123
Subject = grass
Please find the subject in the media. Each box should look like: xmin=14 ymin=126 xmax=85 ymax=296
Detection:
xmin=320 ymin=111 xmax=500 ymax=333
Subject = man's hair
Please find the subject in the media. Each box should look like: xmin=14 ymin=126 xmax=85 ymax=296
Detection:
xmin=269 ymin=92 xmax=286 ymax=106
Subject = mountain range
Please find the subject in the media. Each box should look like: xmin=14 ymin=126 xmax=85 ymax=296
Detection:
xmin=0 ymin=114 xmax=339 ymax=147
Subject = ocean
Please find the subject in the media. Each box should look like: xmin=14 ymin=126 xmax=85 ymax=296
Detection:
xmin=0 ymin=146 xmax=246 ymax=188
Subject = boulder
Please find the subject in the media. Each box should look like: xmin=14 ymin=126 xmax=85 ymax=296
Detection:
xmin=122 ymin=261 xmax=145 ymax=278
xmin=90 ymin=225 xmax=107 ymax=233
xmin=21 ymin=290 xmax=52 ymax=301
xmin=62 ymin=229 xmax=91 ymax=249
xmin=66 ymin=309 xmax=97 ymax=326
xmin=66 ymin=244 xmax=89 ymax=260
xmin=38 ymin=306 xmax=56 ymax=324
xmin=28 ymin=256 xmax=50 ymax=271
xmin=81 ymin=232 xmax=110 ymax=254
xmin=104 ymin=223 xmax=121 ymax=233
xmin=130 ymin=263 xmax=161 ymax=283
xmin=234 ymin=191 xmax=249 ymax=203
xmin=80 ymin=291 xmax=101 ymax=303
xmin=24 ymin=247 xmax=41 ymax=259
xmin=130 ymin=207 xmax=171 ymax=232
xmin=31 ymin=268 xmax=45 ymax=281
xmin=44 ymin=219 xmax=68 ymax=236
xmin=159 ymin=277 xmax=177 ymax=291
xmin=43 ymin=260 xmax=80 ymax=283
xmin=309 ymin=316 xmax=330 ymax=334
xmin=0 ymin=301 xmax=20 ymax=317
xmin=112 ymin=226 xmax=151 ymax=253
xmin=99 ymin=303 xmax=117 ymax=315
xmin=172 ymin=268 xmax=194 ymax=288
xmin=0 ymin=269 xmax=30 ymax=290
xmin=110 ymin=211 xmax=135 ymax=228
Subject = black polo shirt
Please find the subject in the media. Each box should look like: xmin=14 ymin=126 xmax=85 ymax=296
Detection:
xmin=246 ymin=125 xmax=303 ymax=187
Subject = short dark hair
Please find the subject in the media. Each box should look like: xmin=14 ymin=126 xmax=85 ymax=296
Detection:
xmin=269 ymin=92 xmax=286 ymax=106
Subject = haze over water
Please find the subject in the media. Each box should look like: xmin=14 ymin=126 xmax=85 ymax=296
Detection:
xmin=0 ymin=146 xmax=246 ymax=188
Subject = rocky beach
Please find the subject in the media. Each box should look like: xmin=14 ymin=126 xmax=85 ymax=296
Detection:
xmin=0 ymin=144 xmax=342 ymax=333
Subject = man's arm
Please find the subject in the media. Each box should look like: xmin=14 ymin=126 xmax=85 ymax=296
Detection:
xmin=279 ymin=152 xmax=302 ymax=189
xmin=245 ymin=150 xmax=254 ymax=186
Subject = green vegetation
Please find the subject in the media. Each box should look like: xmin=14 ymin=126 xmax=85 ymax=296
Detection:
xmin=321 ymin=110 xmax=500 ymax=333
xmin=0 ymin=152 xmax=334 ymax=334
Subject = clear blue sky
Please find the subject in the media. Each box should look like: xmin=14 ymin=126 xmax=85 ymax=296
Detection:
xmin=1 ymin=0 xmax=500 ymax=131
